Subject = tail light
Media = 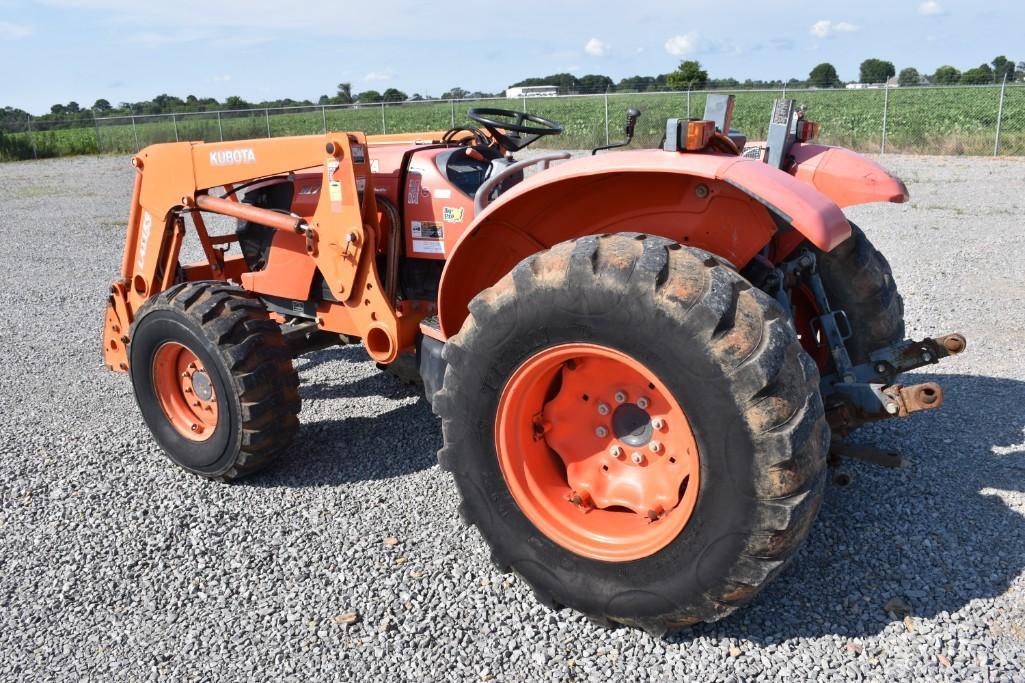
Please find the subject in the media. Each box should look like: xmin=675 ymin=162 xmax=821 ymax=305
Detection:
xmin=795 ymin=120 xmax=820 ymax=142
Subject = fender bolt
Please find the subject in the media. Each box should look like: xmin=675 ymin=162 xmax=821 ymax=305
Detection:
xmin=631 ymin=452 xmax=645 ymax=465
xmin=637 ymin=396 xmax=650 ymax=409
xmin=614 ymin=391 xmax=627 ymax=403
xmin=595 ymin=426 xmax=609 ymax=438
xmin=597 ymin=402 xmax=610 ymax=416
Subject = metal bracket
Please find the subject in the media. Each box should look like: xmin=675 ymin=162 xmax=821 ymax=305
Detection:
xmin=829 ymin=441 xmax=903 ymax=469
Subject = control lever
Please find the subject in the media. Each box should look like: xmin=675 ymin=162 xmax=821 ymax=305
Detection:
xmin=592 ymin=108 xmax=641 ymax=155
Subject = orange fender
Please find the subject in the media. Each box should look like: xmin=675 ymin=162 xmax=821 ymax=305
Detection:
xmin=437 ymin=149 xmax=850 ymax=337
xmin=789 ymin=143 xmax=909 ymax=208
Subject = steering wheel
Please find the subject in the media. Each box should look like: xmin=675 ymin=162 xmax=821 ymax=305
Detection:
xmin=467 ymin=108 xmax=563 ymax=151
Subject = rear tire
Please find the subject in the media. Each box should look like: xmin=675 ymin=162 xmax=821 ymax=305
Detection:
xmin=129 ymin=282 xmax=301 ymax=481
xmin=435 ymin=234 xmax=829 ymax=632
xmin=814 ymin=222 xmax=905 ymax=364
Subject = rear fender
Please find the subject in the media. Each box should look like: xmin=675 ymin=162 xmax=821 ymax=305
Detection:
xmin=437 ymin=149 xmax=849 ymax=337
xmin=789 ymin=143 xmax=909 ymax=208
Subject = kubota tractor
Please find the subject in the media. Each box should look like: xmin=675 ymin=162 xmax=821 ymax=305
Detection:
xmin=101 ymin=96 xmax=965 ymax=633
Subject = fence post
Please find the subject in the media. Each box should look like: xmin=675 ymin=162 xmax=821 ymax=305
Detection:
xmin=131 ymin=115 xmax=139 ymax=150
xmin=93 ymin=116 xmax=101 ymax=154
xmin=381 ymin=102 xmax=387 ymax=134
xmin=26 ymin=115 xmax=37 ymax=159
xmin=217 ymin=111 xmax=224 ymax=142
xmin=881 ymin=85 xmax=889 ymax=154
xmin=994 ymin=75 xmax=1007 ymax=157
xmin=686 ymin=89 xmax=691 ymax=118
xmin=522 ymin=94 xmax=527 ymax=113
xmin=782 ymin=82 xmax=787 ymax=99
xmin=450 ymin=99 xmax=456 ymax=128
xmin=604 ymin=88 xmax=610 ymax=145
xmin=321 ymin=105 xmax=327 ymax=133
xmin=265 ymin=108 xmax=271 ymax=138
xmin=172 ymin=114 xmax=179 ymax=142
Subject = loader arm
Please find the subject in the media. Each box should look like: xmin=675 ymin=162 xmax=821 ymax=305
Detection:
xmin=104 ymin=133 xmax=425 ymax=373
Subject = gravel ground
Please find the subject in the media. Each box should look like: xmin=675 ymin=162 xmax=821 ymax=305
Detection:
xmin=1 ymin=152 xmax=1023 ymax=682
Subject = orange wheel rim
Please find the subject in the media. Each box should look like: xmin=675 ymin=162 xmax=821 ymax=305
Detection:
xmin=791 ymin=285 xmax=830 ymax=370
xmin=152 ymin=341 xmax=219 ymax=442
xmin=495 ymin=343 xmax=700 ymax=562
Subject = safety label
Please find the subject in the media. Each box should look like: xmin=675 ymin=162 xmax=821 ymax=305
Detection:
xmin=412 ymin=239 xmax=445 ymax=254
xmin=442 ymin=207 xmax=465 ymax=223
xmin=411 ymin=221 xmax=444 ymax=239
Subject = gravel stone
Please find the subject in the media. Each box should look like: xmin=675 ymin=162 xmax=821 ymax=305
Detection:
xmin=0 ymin=153 xmax=1023 ymax=681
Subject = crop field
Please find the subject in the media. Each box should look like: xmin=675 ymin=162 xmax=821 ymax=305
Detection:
xmin=2 ymin=85 xmax=1023 ymax=162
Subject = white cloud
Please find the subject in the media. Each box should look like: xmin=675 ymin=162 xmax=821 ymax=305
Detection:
xmin=810 ymin=20 xmax=859 ymax=38
xmin=584 ymin=37 xmax=609 ymax=57
xmin=0 ymin=20 xmax=31 ymax=39
xmin=918 ymin=1 xmax=943 ymax=16
xmin=664 ymin=32 xmax=699 ymax=55
xmin=364 ymin=71 xmax=392 ymax=82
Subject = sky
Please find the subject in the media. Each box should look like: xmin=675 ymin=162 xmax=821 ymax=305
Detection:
xmin=0 ymin=0 xmax=1021 ymax=114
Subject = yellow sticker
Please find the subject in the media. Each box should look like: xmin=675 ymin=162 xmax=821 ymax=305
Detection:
xmin=443 ymin=207 xmax=465 ymax=223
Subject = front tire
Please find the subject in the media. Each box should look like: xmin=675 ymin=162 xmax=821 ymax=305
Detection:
xmin=129 ymin=282 xmax=301 ymax=481
xmin=435 ymin=234 xmax=829 ymax=632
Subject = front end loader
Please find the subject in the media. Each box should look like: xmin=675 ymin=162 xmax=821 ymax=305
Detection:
xmin=101 ymin=97 xmax=965 ymax=632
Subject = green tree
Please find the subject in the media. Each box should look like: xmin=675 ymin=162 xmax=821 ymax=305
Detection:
xmin=92 ymin=98 xmax=112 ymax=113
xmin=665 ymin=60 xmax=708 ymax=91
xmin=357 ymin=90 xmax=382 ymax=103
xmin=617 ymin=75 xmax=658 ymax=92
xmin=442 ymin=87 xmax=469 ymax=100
xmin=808 ymin=62 xmax=841 ymax=88
xmin=335 ymin=82 xmax=352 ymax=104
xmin=223 ymin=95 xmax=249 ymax=109
xmin=931 ymin=65 xmax=961 ymax=85
xmin=960 ymin=63 xmax=994 ymax=85
xmin=898 ymin=67 xmax=921 ymax=86
xmin=381 ymin=88 xmax=407 ymax=102
xmin=577 ymin=74 xmax=614 ymax=93
xmin=859 ymin=58 xmax=895 ymax=84
xmin=991 ymin=56 xmax=1015 ymax=83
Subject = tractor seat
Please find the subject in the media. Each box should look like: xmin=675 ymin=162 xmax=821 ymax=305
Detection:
xmin=435 ymin=146 xmax=506 ymax=198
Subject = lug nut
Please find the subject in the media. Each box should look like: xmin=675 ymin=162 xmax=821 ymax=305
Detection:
xmin=595 ymin=426 xmax=609 ymax=438
xmin=597 ymin=402 xmax=610 ymax=416
xmin=609 ymin=445 xmax=624 ymax=458
xmin=885 ymin=402 xmax=899 ymax=415
xmin=614 ymin=391 xmax=627 ymax=404
xmin=637 ymin=396 xmax=650 ymax=409
xmin=190 ymin=424 xmax=199 ymax=432
xmin=631 ymin=452 xmax=645 ymax=465
xmin=651 ymin=417 xmax=665 ymax=430
xmin=649 ymin=441 xmax=662 ymax=453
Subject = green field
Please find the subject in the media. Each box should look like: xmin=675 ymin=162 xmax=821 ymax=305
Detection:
xmin=2 ymin=85 xmax=1023 ymax=162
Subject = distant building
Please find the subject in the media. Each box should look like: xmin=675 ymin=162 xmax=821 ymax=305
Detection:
xmin=506 ymin=86 xmax=559 ymax=99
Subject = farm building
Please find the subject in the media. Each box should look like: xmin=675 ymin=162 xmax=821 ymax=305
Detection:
xmin=505 ymin=85 xmax=559 ymax=98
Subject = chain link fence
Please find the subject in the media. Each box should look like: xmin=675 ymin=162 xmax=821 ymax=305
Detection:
xmin=2 ymin=84 xmax=1022 ymax=162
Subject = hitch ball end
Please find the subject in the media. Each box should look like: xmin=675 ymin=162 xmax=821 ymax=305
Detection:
xmin=936 ymin=333 xmax=967 ymax=356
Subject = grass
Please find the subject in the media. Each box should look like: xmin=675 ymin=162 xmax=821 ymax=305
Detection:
xmin=2 ymin=85 xmax=1023 ymax=162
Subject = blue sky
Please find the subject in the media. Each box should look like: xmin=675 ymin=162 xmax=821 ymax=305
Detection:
xmin=1 ymin=0 xmax=1021 ymax=114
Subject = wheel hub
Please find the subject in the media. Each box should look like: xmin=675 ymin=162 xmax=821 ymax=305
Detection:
xmin=495 ymin=343 xmax=701 ymax=561
xmin=612 ymin=403 xmax=653 ymax=447
xmin=152 ymin=342 xmax=219 ymax=442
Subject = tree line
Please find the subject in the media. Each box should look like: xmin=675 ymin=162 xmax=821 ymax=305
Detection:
xmin=3 ymin=54 xmax=1022 ymax=129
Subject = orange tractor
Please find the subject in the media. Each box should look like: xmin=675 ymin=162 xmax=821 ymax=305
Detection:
xmin=102 ymin=97 xmax=965 ymax=632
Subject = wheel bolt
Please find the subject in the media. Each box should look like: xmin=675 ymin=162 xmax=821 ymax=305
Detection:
xmin=637 ymin=396 xmax=650 ymax=409
xmin=614 ymin=391 xmax=627 ymax=404
xmin=185 ymin=387 xmax=193 ymax=394
xmin=652 ymin=417 xmax=665 ymax=430
xmin=631 ymin=452 xmax=645 ymax=465
xmin=190 ymin=424 xmax=199 ymax=432
xmin=649 ymin=441 xmax=662 ymax=453
xmin=609 ymin=445 xmax=624 ymax=458
xmin=597 ymin=402 xmax=610 ymax=416
xmin=595 ymin=426 xmax=609 ymax=438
